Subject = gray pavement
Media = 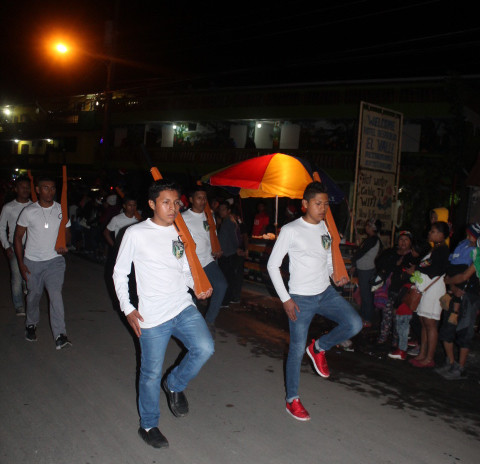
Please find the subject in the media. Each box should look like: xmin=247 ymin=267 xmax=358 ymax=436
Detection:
xmin=1 ymin=254 xmax=480 ymax=464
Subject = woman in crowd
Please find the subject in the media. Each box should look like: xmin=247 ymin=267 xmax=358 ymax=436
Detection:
xmin=409 ymin=221 xmax=450 ymax=368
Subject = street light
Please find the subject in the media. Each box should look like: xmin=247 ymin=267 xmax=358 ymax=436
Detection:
xmin=51 ymin=39 xmax=113 ymax=165
xmin=55 ymin=43 xmax=68 ymax=54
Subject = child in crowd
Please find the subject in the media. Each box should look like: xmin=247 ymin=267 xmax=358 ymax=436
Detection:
xmin=388 ymin=301 xmax=413 ymax=360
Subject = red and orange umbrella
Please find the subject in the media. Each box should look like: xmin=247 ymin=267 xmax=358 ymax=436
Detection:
xmin=202 ymin=153 xmax=313 ymax=199
xmin=201 ymin=153 xmax=348 ymax=282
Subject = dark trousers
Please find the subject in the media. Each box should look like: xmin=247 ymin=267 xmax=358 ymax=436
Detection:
xmin=218 ymin=253 xmax=244 ymax=303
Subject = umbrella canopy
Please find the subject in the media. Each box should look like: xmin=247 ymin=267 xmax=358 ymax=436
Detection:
xmin=202 ymin=153 xmax=344 ymax=203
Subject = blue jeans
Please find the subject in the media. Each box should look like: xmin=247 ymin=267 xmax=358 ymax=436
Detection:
xmin=203 ymin=261 xmax=227 ymax=324
xmin=9 ymin=252 xmax=25 ymax=310
xmin=286 ymin=286 xmax=362 ymax=401
xmin=395 ymin=314 xmax=412 ymax=351
xmin=138 ymin=305 xmax=214 ymax=429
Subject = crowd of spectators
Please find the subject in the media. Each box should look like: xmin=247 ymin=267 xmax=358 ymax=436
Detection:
xmin=353 ymin=208 xmax=480 ymax=380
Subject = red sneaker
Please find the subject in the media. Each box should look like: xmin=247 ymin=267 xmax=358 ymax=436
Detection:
xmin=306 ymin=340 xmax=330 ymax=378
xmin=388 ymin=349 xmax=406 ymax=360
xmin=286 ymin=398 xmax=311 ymax=421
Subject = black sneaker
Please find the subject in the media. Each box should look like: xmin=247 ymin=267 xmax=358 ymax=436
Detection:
xmin=138 ymin=427 xmax=169 ymax=448
xmin=162 ymin=377 xmax=189 ymax=417
xmin=55 ymin=334 xmax=72 ymax=350
xmin=25 ymin=325 xmax=37 ymax=342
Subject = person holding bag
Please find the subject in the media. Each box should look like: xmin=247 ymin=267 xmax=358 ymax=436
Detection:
xmin=408 ymin=221 xmax=450 ymax=368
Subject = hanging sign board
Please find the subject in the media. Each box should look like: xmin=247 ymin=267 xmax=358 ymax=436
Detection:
xmin=353 ymin=102 xmax=403 ymax=246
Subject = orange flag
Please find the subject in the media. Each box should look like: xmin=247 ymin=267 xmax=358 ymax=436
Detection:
xmin=313 ymin=172 xmax=348 ymax=283
xmin=202 ymin=198 xmax=222 ymax=255
xmin=27 ymin=170 xmax=37 ymax=202
xmin=55 ymin=165 xmax=68 ymax=251
xmin=150 ymin=167 xmax=212 ymax=295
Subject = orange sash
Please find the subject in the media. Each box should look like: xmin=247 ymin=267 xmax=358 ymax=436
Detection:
xmin=313 ymin=172 xmax=348 ymax=283
xmin=150 ymin=167 xmax=212 ymax=295
xmin=204 ymin=202 xmax=222 ymax=255
xmin=195 ymin=181 xmax=221 ymax=255
xmin=55 ymin=165 xmax=68 ymax=251
xmin=27 ymin=170 xmax=37 ymax=202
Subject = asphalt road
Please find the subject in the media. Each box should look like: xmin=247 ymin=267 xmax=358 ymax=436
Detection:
xmin=1 ymin=253 xmax=479 ymax=464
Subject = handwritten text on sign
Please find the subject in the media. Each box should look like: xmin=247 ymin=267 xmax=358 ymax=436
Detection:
xmin=360 ymin=109 xmax=400 ymax=173
xmin=356 ymin=169 xmax=395 ymax=235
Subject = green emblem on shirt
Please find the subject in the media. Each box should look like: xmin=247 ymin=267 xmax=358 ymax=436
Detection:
xmin=321 ymin=234 xmax=331 ymax=250
xmin=203 ymin=220 xmax=210 ymax=232
xmin=172 ymin=239 xmax=184 ymax=259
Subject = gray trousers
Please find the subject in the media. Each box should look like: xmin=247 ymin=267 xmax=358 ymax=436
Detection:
xmin=25 ymin=256 xmax=66 ymax=339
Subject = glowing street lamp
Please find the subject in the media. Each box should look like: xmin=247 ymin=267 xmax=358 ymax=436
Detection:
xmin=55 ymin=43 xmax=68 ymax=54
xmin=51 ymin=39 xmax=113 ymax=163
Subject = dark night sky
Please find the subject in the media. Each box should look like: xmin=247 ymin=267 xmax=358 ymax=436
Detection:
xmin=1 ymin=0 xmax=480 ymax=102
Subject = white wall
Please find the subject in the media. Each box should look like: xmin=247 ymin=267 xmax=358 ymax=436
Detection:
xmin=254 ymin=122 xmax=273 ymax=149
xmin=280 ymin=123 xmax=300 ymax=149
xmin=161 ymin=125 xmax=175 ymax=148
xmin=229 ymin=124 xmax=247 ymax=148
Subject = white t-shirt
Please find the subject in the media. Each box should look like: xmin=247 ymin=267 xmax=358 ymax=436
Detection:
xmin=181 ymin=209 xmax=215 ymax=268
xmin=113 ymin=219 xmax=195 ymax=328
xmin=267 ymin=217 xmax=333 ymax=302
xmin=0 ymin=199 xmax=32 ymax=248
xmin=106 ymin=212 xmax=139 ymax=237
xmin=17 ymin=202 xmax=71 ymax=262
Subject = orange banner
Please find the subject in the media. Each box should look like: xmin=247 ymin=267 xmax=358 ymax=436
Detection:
xmin=313 ymin=172 xmax=348 ymax=283
xmin=55 ymin=165 xmax=68 ymax=251
xmin=27 ymin=170 xmax=37 ymax=202
xmin=204 ymin=202 xmax=222 ymax=255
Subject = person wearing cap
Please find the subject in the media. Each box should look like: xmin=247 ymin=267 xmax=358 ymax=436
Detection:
xmin=350 ymin=218 xmax=383 ymax=327
xmin=374 ymin=230 xmax=419 ymax=357
xmin=443 ymin=223 xmax=480 ymax=315
xmin=440 ymin=233 xmax=480 ymax=379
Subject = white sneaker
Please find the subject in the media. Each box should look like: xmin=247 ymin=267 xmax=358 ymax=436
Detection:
xmin=339 ymin=339 xmax=354 ymax=351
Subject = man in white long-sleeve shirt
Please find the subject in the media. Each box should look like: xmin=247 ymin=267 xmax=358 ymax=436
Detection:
xmin=181 ymin=185 xmax=227 ymax=332
xmin=0 ymin=176 xmax=31 ymax=315
xmin=267 ymin=181 xmax=361 ymax=421
xmin=113 ymin=180 xmax=214 ymax=449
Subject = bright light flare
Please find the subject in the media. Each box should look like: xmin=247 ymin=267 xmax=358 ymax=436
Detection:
xmin=55 ymin=43 xmax=68 ymax=54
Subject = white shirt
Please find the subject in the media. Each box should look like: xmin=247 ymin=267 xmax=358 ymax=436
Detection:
xmin=267 ymin=217 xmax=333 ymax=302
xmin=113 ymin=219 xmax=195 ymax=328
xmin=181 ymin=209 xmax=215 ymax=267
xmin=17 ymin=202 xmax=71 ymax=262
xmin=106 ymin=212 xmax=139 ymax=237
xmin=0 ymin=199 xmax=32 ymax=248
